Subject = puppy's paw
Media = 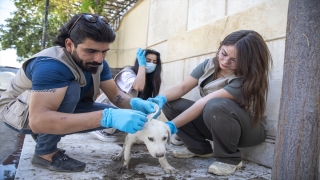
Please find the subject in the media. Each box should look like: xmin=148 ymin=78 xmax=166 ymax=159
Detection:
xmin=111 ymin=155 xmax=123 ymax=161
xmin=171 ymin=134 xmax=184 ymax=146
xmin=163 ymin=165 xmax=178 ymax=174
xmin=114 ymin=165 xmax=128 ymax=173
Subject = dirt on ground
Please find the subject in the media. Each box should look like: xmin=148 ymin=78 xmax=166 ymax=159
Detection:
xmin=15 ymin=133 xmax=271 ymax=180
xmin=88 ymin=143 xmax=271 ymax=180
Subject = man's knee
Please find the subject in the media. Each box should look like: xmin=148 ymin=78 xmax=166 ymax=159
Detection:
xmin=57 ymin=81 xmax=80 ymax=113
xmin=65 ymin=81 xmax=80 ymax=102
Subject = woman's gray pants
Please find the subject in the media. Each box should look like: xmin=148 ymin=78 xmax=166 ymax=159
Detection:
xmin=162 ymin=97 xmax=266 ymax=165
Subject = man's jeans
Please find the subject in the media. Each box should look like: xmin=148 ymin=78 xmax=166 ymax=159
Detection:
xmin=35 ymin=81 xmax=114 ymax=155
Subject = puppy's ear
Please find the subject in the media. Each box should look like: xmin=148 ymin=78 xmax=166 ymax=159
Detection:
xmin=146 ymin=104 xmax=160 ymax=122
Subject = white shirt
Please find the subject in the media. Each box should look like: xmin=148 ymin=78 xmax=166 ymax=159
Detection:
xmin=115 ymin=71 xmax=137 ymax=93
xmin=95 ymin=71 xmax=137 ymax=104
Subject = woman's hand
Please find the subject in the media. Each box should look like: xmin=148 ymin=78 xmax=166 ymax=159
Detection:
xmin=130 ymin=98 xmax=156 ymax=114
xmin=166 ymin=121 xmax=178 ymax=134
xmin=136 ymin=48 xmax=146 ymax=66
xmin=147 ymin=95 xmax=167 ymax=109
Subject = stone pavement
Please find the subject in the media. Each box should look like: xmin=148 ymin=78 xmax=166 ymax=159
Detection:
xmin=0 ymin=122 xmax=24 ymax=179
xmin=15 ymin=133 xmax=271 ymax=180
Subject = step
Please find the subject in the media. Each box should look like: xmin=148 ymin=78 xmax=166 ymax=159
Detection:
xmin=241 ymin=138 xmax=275 ymax=168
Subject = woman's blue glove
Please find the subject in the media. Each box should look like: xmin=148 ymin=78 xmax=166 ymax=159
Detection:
xmin=147 ymin=95 xmax=167 ymax=109
xmin=100 ymin=108 xmax=148 ymax=134
xmin=136 ymin=48 xmax=146 ymax=66
xmin=166 ymin=121 xmax=178 ymax=134
xmin=130 ymin=98 xmax=156 ymax=114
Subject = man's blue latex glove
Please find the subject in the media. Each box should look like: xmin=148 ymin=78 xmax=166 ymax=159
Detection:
xmin=130 ymin=98 xmax=156 ymax=114
xmin=166 ymin=121 xmax=178 ymax=134
xmin=147 ymin=95 xmax=167 ymax=109
xmin=100 ymin=108 xmax=148 ymax=134
xmin=136 ymin=48 xmax=146 ymax=66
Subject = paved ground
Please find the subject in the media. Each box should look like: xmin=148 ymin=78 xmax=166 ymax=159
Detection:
xmin=0 ymin=122 xmax=24 ymax=179
xmin=15 ymin=133 xmax=272 ymax=180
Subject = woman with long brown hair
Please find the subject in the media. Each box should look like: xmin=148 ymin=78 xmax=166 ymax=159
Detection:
xmin=149 ymin=30 xmax=272 ymax=175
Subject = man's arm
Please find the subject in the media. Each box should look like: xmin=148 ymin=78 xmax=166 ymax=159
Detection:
xmin=29 ymin=87 xmax=102 ymax=134
xmin=100 ymin=79 xmax=132 ymax=109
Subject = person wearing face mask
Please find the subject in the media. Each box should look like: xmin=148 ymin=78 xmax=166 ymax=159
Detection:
xmin=91 ymin=48 xmax=163 ymax=141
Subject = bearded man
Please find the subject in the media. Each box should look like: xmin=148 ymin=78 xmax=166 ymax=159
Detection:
xmin=0 ymin=13 xmax=156 ymax=172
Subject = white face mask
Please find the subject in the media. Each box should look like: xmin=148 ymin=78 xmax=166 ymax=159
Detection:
xmin=145 ymin=62 xmax=157 ymax=73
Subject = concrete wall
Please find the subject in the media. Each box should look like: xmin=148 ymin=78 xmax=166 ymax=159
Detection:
xmin=106 ymin=0 xmax=289 ymax=168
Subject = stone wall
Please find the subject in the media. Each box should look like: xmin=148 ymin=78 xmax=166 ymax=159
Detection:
xmin=105 ymin=0 xmax=289 ymax=168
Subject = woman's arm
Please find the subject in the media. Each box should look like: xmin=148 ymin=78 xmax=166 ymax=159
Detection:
xmin=163 ymin=75 xmax=198 ymax=101
xmin=132 ymin=66 xmax=146 ymax=91
xmin=133 ymin=48 xmax=147 ymax=91
xmin=172 ymin=88 xmax=236 ymax=128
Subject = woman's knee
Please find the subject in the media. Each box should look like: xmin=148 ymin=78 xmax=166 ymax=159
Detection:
xmin=203 ymin=98 xmax=241 ymax=141
xmin=162 ymin=101 xmax=175 ymax=120
xmin=203 ymin=97 xmax=232 ymax=112
xmin=203 ymin=98 xmax=237 ymax=126
xmin=162 ymin=102 xmax=170 ymax=116
xmin=162 ymin=98 xmax=193 ymax=120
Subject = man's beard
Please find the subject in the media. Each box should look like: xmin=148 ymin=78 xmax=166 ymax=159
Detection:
xmin=71 ymin=50 xmax=102 ymax=74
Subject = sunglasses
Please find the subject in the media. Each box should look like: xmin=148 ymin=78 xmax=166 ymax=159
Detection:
xmin=68 ymin=14 xmax=110 ymax=37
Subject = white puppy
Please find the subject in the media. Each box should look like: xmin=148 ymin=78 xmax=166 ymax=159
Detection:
xmin=111 ymin=105 xmax=177 ymax=174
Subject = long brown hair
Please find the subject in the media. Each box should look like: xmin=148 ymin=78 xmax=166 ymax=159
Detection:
xmin=213 ymin=30 xmax=273 ymax=126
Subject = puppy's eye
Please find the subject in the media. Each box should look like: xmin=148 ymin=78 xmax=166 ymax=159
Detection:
xmin=148 ymin=137 xmax=154 ymax=142
xmin=163 ymin=137 xmax=167 ymax=141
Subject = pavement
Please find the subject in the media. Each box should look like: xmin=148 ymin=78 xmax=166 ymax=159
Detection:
xmin=0 ymin=122 xmax=24 ymax=179
xmin=14 ymin=132 xmax=272 ymax=180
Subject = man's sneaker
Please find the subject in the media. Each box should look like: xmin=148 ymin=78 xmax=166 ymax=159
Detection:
xmin=171 ymin=134 xmax=184 ymax=146
xmin=173 ymin=147 xmax=214 ymax=158
xmin=90 ymin=130 xmax=127 ymax=142
xmin=208 ymin=161 xmax=243 ymax=176
xmin=90 ymin=130 xmax=118 ymax=142
xmin=31 ymin=150 xmax=86 ymax=172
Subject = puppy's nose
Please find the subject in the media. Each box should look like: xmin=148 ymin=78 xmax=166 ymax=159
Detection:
xmin=156 ymin=153 xmax=164 ymax=158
